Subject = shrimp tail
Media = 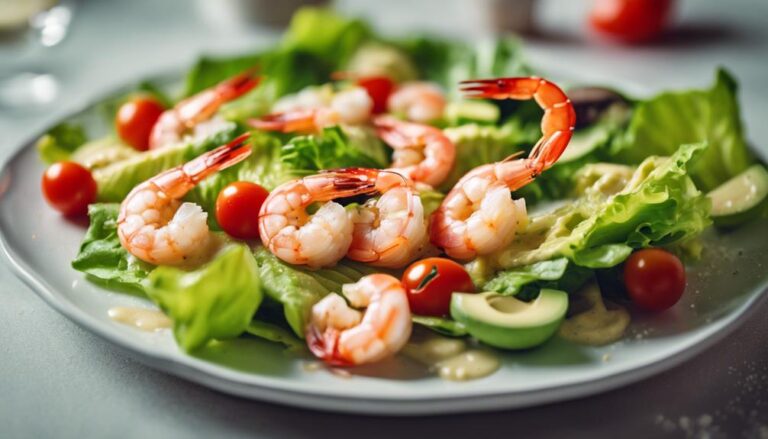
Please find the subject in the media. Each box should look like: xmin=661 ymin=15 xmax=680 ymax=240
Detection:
xmin=154 ymin=133 xmax=252 ymax=197
xmin=460 ymin=76 xmax=576 ymax=172
xmin=214 ymin=68 xmax=261 ymax=102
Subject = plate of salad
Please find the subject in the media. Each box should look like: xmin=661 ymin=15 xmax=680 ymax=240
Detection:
xmin=1 ymin=8 xmax=767 ymax=415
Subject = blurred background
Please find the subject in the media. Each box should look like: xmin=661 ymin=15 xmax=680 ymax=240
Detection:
xmin=1 ymin=0 xmax=767 ymax=437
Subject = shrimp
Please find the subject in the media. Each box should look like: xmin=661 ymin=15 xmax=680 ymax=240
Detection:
xmin=306 ymin=274 xmax=412 ymax=366
xmin=251 ymin=86 xmax=373 ymax=133
xmin=430 ymin=77 xmax=576 ymax=260
xmin=374 ymin=115 xmax=456 ymax=187
xmin=258 ymin=168 xmax=403 ymax=268
xmin=118 ymin=134 xmax=252 ymax=265
xmin=149 ymin=70 xmax=260 ymax=149
xmin=387 ymin=81 xmax=447 ymax=124
xmin=347 ymin=171 xmax=427 ymax=268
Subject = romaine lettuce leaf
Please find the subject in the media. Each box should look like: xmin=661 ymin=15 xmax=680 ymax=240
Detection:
xmin=472 ymin=143 xmax=711 ymax=280
xmin=253 ymin=247 xmax=376 ymax=337
xmin=71 ymin=203 xmax=153 ymax=294
xmin=281 ymin=7 xmax=372 ymax=66
xmin=36 ymin=123 xmax=87 ymax=164
xmin=146 ymin=243 xmax=262 ymax=352
xmin=482 ymin=258 xmax=592 ymax=298
xmin=610 ymin=69 xmax=754 ymax=191
xmin=412 ymin=316 xmax=468 ymax=337
xmin=93 ymin=125 xmax=238 ymax=202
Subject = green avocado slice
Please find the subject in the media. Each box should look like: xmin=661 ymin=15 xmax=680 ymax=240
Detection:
xmin=450 ymin=289 xmax=568 ymax=349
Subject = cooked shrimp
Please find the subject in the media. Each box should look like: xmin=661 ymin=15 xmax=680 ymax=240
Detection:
xmin=118 ymin=134 xmax=252 ymax=265
xmin=251 ymin=86 xmax=373 ymax=133
xmin=430 ymin=77 xmax=576 ymax=260
xmin=258 ymin=168 xmax=400 ymax=268
xmin=387 ymin=81 xmax=446 ymax=123
xmin=348 ymin=172 xmax=427 ymax=268
xmin=374 ymin=115 xmax=456 ymax=187
xmin=306 ymin=274 xmax=412 ymax=366
xmin=149 ymin=70 xmax=259 ymax=149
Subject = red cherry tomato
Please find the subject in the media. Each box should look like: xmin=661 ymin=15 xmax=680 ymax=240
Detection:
xmin=115 ymin=96 xmax=165 ymax=151
xmin=356 ymin=76 xmax=395 ymax=114
xmin=402 ymin=257 xmax=475 ymax=316
xmin=590 ymin=0 xmax=674 ymax=43
xmin=215 ymin=181 xmax=269 ymax=240
xmin=623 ymin=248 xmax=686 ymax=312
xmin=41 ymin=161 xmax=97 ymax=217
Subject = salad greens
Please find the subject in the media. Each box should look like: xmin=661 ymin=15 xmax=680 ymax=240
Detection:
xmin=47 ymin=7 xmax=763 ymax=353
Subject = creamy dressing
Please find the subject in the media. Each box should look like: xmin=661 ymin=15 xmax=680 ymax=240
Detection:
xmin=108 ymin=307 xmax=172 ymax=332
xmin=558 ymin=283 xmax=630 ymax=346
xmin=402 ymin=332 xmax=500 ymax=381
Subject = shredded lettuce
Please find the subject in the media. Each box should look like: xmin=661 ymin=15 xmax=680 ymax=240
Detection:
xmin=280 ymin=126 xmax=388 ymax=173
xmin=146 ymin=244 xmax=262 ymax=351
xmin=610 ymin=69 xmax=754 ymax=191
xmin=71 ymin=204 xmax=152 ymax=294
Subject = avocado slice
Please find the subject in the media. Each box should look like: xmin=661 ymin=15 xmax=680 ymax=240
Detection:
xmin=450 ymin=289 xmax=568 ymax=349
xmin=708 ymin=164 xmax=768 ymax=228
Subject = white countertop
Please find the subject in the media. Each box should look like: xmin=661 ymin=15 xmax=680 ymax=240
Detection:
xmin=1 ymin=0 xmax=766 ymax=437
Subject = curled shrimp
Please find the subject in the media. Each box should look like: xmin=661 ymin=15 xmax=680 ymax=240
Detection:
xmin=374 ymin=115 xmax=456 ymax=187
xmin=306 ymin=274 xmax=412 ymax=366
xmin=387 ymin=81 xmax=447 ymax=123
xmin=250 ymin=86 xmax=373 ymax=133
xmin=258 ymin=168 xmax=402 ymax=268
xmin=118 ymin=134 xmax=252 ymax=265
xmin=347 ymin=170 xmax=427 ymax=268
xmin=149 ymin=70 xmax=259 ymax=149
xmin=430 ymin=77 xmax=576 ymax=260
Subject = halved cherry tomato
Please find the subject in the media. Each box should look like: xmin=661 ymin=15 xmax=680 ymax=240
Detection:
xmin=590 ymin=0 xmax=674 ymax=43
xmin=215 ymin=181 xmax=269 ymax=240
xmin=115 ymin=96 xmax=165 ymax=151
xmin=623 ymin=248 xmax=686 ymax=312
xmin=356 ymin=76 xmax=395 ymax=114
xmin=41 ymin=161 xmax=97 ymax=217
xmin=402 ymin=257 xmax=475 ymax=316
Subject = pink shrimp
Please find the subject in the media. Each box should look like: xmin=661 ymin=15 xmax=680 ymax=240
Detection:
xmin=387 ymin=81 xmax=447 ymax=123
xmin=149 ymin=70 xmax=260 ymax=149
xmin=374 ymin=115 xmax=456 ymax=187
xmin=258 ymin=168 xmax=418 ymax=268
xmin=118 ymin=134 xmax=252 ymax=265
xmin=430 ymin=76 xmax=576 ymax=260
xmin=306 ymin=274 xmax=412 ymax=366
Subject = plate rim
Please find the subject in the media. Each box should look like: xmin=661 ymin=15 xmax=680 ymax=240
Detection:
xmin=1 ymin=76 xmax=767 ymax=415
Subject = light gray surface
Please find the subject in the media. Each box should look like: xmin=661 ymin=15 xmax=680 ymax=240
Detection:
xmin=1 ymin=0 xmax=767 ymax=437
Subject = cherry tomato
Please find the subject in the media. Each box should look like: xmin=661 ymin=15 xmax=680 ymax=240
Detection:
xmin=115 ymin=96 xmax=165 ymax=151
xmin=402 ymin=257 xmax=475 ymax=316
xmin=41 ymin=161 xmax=97 ymax=217
xmin=215 ymin=181 xmax=269 ymax=240
xmin=590 ymin=0 xmax=674 ymax=43
xmin=356 ymin=76 xmax=395 ymax=114
xmin=623 ymin=248 xmax=686 ymax=312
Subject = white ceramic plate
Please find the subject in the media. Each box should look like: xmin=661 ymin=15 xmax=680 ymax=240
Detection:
xmin=1 ymin=77 xmax=767 ymax=416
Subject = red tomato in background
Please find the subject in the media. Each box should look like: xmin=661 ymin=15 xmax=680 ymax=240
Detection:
xmin=215 ymin=181 xmax=269 ymax=240
xmin=356 ymin=76 xmax=395 ymax=114
xmin=623 ymin=248 xmax=686 ymax=312
xmin=590 ymin=0 xmax=675 ymax=43
xmin=115 ymin=96 xmax=165 ymax=151
xmin=41 ymin=161 xmax=97 ymax=217
xmin=402 ymin=257 xmax=475 ymax=316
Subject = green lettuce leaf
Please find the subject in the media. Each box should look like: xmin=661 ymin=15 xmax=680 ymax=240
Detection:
xmin=472 ymin=143 xmax=711 ymax=279
xmin=36 ymin=123 xmax=87 ymax=164
xmin=282 ymin=7 xmax=372 ymax=66
xmin=253 ymin=247 xmax=376 ymax=337
xmin=245 ymin=320 xmax=303 ymax=350
xmin=280 ymin=126 xmax=388 ymax=173
xmin=610 ymin=69 xmax=754 ymax=191
xmin=146 ymin=244 xmax=262 ymax=352
xmin=482 ymin=258 xmax=592 ymax=298
xmin=71 ymin=204 xmax=152 ymax=294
